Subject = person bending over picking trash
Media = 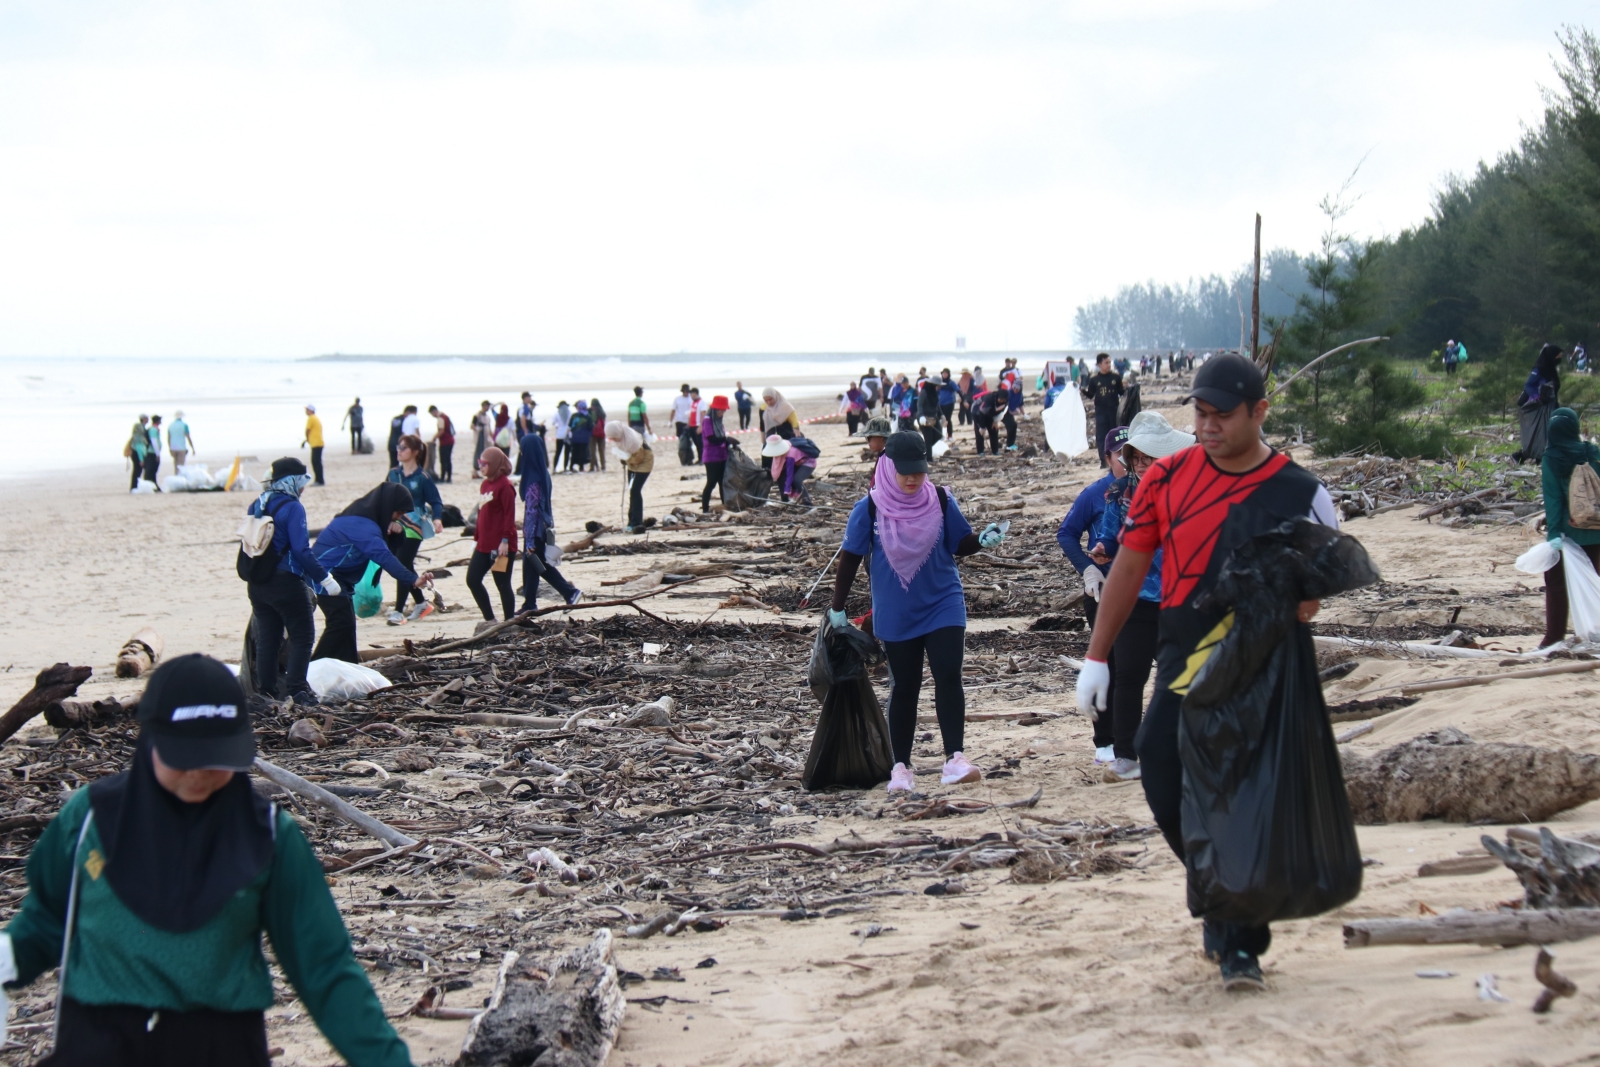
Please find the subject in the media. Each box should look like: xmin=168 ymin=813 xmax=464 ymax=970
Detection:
xmin=1074 ymin=354 xmax=1342 ymax=993
xmin=829 ymin=432 xmax=1006 ymax=792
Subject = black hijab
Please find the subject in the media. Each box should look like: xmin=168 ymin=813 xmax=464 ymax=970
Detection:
xmin=339 ymin=482 xmax=415 ymax=526
xmin=88 ymin=735 xmax=276 ymax=932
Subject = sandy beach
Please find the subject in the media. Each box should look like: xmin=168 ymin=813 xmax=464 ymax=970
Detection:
xmin=5 ymin=388 xmax=1600 ymax=1067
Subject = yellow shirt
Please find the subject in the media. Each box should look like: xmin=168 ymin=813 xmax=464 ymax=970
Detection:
xmin=305 ymin=415 xmax=324 ymax=448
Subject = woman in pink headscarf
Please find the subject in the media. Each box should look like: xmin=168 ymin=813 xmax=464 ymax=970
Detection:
xmin=827 ymin=432 xmax=1007 ymax=793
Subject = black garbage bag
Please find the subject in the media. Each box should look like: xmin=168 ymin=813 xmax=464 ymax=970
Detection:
xmin=1518 ymin=399 xmax=1555 ymax=463
xmin=802 ymin=615 xmax=893 ymax=791
xmin=1118 ymin=382 xmax=1142 ymax=426
xmin=1178 ymin=520 xmax=1379 ymax=925
xmin=721 ymin=441 xmax=773 ymax=512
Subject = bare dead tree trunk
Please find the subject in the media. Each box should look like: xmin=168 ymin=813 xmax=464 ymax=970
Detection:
xmin=0 ymin=664 xmax=95 ymax=745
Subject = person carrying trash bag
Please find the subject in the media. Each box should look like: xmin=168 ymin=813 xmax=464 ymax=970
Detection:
xmin=1537 ymin=407 xmax=1600 ymax=646
xmin=310 ymin=483 xmax=435 ymax=664
xmin=828 ymin=432 xmax=1007 ymax=793
xmin=0 ymin=654 xmax=414 ymax=1067
xmin=1075 ymin=354 xmax=1353 ymax=993
xmin=802 ymin=613 xmax=894 ymax=790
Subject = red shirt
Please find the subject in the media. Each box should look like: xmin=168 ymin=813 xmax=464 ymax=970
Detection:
xmin=1121 ymin=446 xmax=1326 ymax=690
xmin=474 ymin=476 xmax=519 ymax=554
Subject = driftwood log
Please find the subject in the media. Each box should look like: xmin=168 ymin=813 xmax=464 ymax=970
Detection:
xmin=0 ymin=663 xmax=94 ymax=745
xmin=44 ymin=696 xmax=137 ymax=731
xmin=1344 ymin=909 xmax=1600 ymax=948
xmin=1481 ymin=826 xmax=1600 ymax=908
xmin=1340 ymin=727 xmax=1600 ymax=824
xmin=114 ymin=627 xmax=164 ymax=679
xmin=252 ymin=757 xmax=417 ymax=849
xmin=460 ymin=929 xmax=625 ymax=1067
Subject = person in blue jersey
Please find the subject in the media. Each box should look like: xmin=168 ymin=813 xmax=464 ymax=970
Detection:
xmin=1055 ymin=426 xmax=1128 ymax=763
xmin=310 ymin=483 xmax=434 ymax=664
xmin=827 ymin=433 xmax=1007 ymax=793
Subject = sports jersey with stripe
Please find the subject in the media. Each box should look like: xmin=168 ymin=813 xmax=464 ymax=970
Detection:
xmin=1120 ymin=446 xmax=1337 ymax=691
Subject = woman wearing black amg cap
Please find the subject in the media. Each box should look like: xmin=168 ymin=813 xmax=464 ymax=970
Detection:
xmin=1 ymin=654 xmax=412 ymax=1066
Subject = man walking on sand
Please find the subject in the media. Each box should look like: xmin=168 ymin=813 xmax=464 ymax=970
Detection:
xmin=342 ymin=397 xmax=364 ymax=453
xmin=627 ymin=386 xmax=650 ymax=435
xmin=1082 ymin=353 xmax=1125 ymax=468
xmin=1075 ymin=354 xmax=1339 ymax=994
xmin=429 ymin=404 xmax=456 ymax=483
xmin=302 ymin=405 xmax=326 ymax=486
xmin=168 ymin=410 xmax=195 ymax=470
xmin=734 ymin=382 xmax=754 ymax=430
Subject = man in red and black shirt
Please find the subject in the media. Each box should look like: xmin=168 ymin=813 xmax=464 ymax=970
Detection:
xmin=1074 ymin=354 xmax=1337 ymax=993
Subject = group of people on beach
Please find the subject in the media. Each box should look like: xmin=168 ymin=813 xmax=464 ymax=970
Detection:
xmin=123 ymin=412 xmax=196 ymax=492
xmin=841 ymin=363 xmax=1029 ymax=458
xmin=846 ymin=354 xmax=1340 ymax=996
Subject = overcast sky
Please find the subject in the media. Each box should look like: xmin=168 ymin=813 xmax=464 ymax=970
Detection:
xmin=1 ymin=1 xmax=1593 ymax=357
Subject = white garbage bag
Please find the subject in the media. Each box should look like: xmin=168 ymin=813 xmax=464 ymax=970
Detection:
xmin=1562 ymin=536 xmax=1600 ymax=643
xmin=1515 ymin=540 xmax=1562 ymax=574
xmin=1042 ymin=394 xmax=1090 ymax=458
xmin=306 ymin=659 xmax=391 ymax=701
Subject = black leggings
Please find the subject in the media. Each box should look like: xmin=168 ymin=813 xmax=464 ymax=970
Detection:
xmin=1110 ymin=598 xmax=1159 ymax=759
xmin=438 ymin=441 xmax=453 ymax=482
xmin=1003 ymin=411 xmax=1018 ymax=447
xmin=738 ymin=408 xmax=751 ymax=430
xmin=391 ymin=535 xmax=426 ymax=610
xmin=41 ymin=997 xmax=270 ymax=1067
xmin=628 ymin=470 xmax=650 ymax=527
xmin=520 ymin=532 xmax=580 ymax=612
xmin=248 ymin=571 xmax=315 ymax=700
xmin=1137 ymin=687 xmax=1271 ymax=958
xmin=311 ymin=592 xmax=359 ymax=663
xmin=883 ymin=626 xmax=965 ymax=765
xmin=1543 ymin=542 xmax=1600 ymax=646
xmin=973 ymin=418 xmax=998 ymax=454
xmin=553 ymin=439 xmax=568 ymax=471
xmin=702 ymin=459 xmax=726 ymax=510
xmin=466 ymin=550 xmax=516 ymax=621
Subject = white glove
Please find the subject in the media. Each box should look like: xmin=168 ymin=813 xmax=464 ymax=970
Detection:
xmin=1075 ymin=658 xmax=1110 ymax=720
xmin=320 ymin=575 xmax=342 ymax=596
xmin=1082 ymin=565 xmax=1105 ymax=600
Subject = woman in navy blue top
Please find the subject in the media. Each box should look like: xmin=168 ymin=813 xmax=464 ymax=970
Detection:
xmin=828 ymin=433 xmax=1006 ymax=793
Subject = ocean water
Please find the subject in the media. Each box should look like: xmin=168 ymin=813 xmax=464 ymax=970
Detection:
xmin=9 ymin=352 xmax=1033 ymax=481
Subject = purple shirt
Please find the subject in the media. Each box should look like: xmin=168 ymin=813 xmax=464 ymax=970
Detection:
xmin=701 ymin=422 xmax=729 ymax=463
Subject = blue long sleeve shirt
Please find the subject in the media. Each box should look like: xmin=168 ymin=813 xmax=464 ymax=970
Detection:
xmin=1090 ymin=478 xmax=1163 ymax=603
xmin=311 ymin=516 xmax=417 ymax=589
xmin=250 ymin=495 xmax=329 ymax=586
xmin=1056 ymin=473 xmax=1114 ymax=573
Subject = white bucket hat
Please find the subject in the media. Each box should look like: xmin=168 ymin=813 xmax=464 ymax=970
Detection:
xmin=1124 ymin=411 xmax=1195 ymax=459
xmin=761 ymin=434 xmax=790 ymax=458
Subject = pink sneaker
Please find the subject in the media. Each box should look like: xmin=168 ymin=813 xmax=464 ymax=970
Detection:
xmin=941 ymin=752 xmax=981 ymax=785
xmin=887 ymin=763 xmax=915 ymax=793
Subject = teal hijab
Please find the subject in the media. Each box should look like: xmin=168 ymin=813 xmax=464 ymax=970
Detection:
xmin=1545 ymin=407 xmax=1600 ymax=483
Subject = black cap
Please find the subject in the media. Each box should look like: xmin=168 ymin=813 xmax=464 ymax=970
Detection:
xmin=884 ymin=431 xmax=929 ymax=474
xmin=1185 ymin=354 xmax=1266 ymax=412
xmin=137 ymin=654 xmax=257 ymax=772
xmin=269 ymin=456 xmax=307 ymax=480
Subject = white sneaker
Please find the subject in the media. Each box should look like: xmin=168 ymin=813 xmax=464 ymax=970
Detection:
xmin=386 ymin=611 xmax=406 ymax=626
xmin=1093 ymin=745 xmax=1114 ymax=764
xmin=940 ymin=752 xmax=981 ymax=785
xmin=887 ymin=763 xmax=915 ymax=792
xmin=1108 ymin=757 xmax=1141 ymax=781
